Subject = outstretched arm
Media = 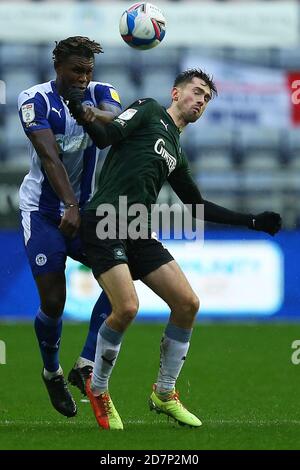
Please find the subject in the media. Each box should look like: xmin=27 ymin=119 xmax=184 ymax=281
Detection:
xmin=83 ymin=102 xmax=121 ymax=125
xmin=168 ymin=166 xmax=282 ymax=235
xmin=82 ymin=119 xmax=121 ymax=149
xmin=65 ymin=88 xmax=153 ymax=150
xmin=64 ymin=88 xmax=122 ymax=149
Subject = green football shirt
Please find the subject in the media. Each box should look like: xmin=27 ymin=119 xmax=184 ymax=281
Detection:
xmin=86 ymin=98 xmax=190 ymax=218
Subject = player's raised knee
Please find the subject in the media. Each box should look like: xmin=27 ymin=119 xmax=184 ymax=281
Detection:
xmin=192 ymin=295 xmax=200 ymax=315
xmin=118 ymin=300 xmax=139 ymax=324
xmin=190 ymin=295 xmax=200 ymax=316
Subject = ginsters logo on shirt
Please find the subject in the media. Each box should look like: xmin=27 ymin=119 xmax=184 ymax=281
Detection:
xmin=154 ymin=139 xmax=176 ymax=175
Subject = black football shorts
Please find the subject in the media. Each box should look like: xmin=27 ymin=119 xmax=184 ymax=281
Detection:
xmin=81 ymin=211 xmax=174 ymax=280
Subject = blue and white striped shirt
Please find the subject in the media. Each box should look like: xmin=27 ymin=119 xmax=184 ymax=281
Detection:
xmin=18 ymin=80 xmax=121 ymax=218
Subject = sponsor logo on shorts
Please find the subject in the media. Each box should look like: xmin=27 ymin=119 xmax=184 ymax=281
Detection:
xmin=113 ymin=248 xmax=127 ymax=261
xmin=35 ymin=253 xmax=47 ymax=266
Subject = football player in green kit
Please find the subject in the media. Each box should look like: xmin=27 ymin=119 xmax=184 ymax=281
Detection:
xmin=67 ymin=69 xmax=281 ymax=430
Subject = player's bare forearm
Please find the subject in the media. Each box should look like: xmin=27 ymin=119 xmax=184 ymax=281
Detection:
xmin=65 ymin=89 xmax=121 ymax=146
xmin=29 ymin=130 xmax=78 ymax=205
xmin=95 ymin=108 xmax=117 ymax=124
xmin=82 ymin=106 xmax=119 ymax=125
xmin=42 ymin=159 xmax=77 ymax=205
xmin=29 ymin=129 xmax=80 ymax=237
xmin=97 ymin=102 xmax=121 ymax=123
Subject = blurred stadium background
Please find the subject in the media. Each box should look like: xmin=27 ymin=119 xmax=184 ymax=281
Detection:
xmin=0 ymin=0 xmax=299 ymax=322
xmin=1 ymin=0 xmax=300 ymax=452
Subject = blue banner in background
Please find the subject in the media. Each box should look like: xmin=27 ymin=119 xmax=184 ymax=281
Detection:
xmin=0 ymin=229 xmax=299 ymax=321
xmin=0 ymin=230 xmax=39 ymax=318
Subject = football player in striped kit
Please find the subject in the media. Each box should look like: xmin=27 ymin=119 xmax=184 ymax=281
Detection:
xmin=18 ymin=36 xmax=121 ymax=417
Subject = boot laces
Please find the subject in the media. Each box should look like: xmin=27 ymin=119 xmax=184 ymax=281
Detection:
xmin=99 ymin=392 xmax=112 ymax=414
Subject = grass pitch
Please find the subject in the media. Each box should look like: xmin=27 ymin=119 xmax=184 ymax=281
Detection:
xmin=0 ymin=322 xmax=299 ymax=450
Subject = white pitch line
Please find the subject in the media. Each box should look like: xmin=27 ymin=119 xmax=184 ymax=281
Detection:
xmin=0 ymin=419 xmax=148 ymax=426
xmin=205 ymin=419 xmax=300 ymax=426
xmin=1 ymin=419 xmax=300 ymax=426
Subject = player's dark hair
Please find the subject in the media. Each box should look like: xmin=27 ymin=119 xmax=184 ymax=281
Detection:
xmin=174 ymin=69 xmax=217 ymax=98
xmin=53 ymin=36 xmax=103 ymax=65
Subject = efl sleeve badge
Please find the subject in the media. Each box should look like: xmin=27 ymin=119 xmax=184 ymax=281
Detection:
xmin=21 ymin=103 xmax=35 ymax=123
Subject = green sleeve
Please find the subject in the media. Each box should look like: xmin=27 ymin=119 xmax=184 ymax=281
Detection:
xmin=168 ymin=154 xmax=204 ymax=205
xmin=168 ymin=152 xmax=252 ymax=226
xmin=109 ymin=98 xmax=156 ymax=140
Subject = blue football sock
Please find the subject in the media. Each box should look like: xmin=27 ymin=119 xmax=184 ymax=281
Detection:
xmin=34 ymin=308 xmax=62 ymax=373
xmin=80 ymin=291 xmax=111 ymax=362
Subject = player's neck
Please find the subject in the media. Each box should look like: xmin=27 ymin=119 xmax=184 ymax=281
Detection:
xmin=166 ymin=107 xmax=187 ymax=131
xmin=54 ymin=79 xmax=66 ymax=98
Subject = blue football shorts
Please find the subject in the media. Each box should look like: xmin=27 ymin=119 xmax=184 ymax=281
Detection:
xmin=20 ymin=210 xmax=89 ymax=277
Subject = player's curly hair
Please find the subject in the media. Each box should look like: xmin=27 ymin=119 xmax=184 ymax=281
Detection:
xmin=53 ymin=36 xmax=103 ymax=65
xmin=174 ymin=69 xmax=217 ymax=98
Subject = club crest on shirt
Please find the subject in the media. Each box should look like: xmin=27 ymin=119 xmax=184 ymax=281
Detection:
xmin=82 ymin=100 xmax=94 ymax=107
xmin=21 ymin=103 xmax=35 ymax=123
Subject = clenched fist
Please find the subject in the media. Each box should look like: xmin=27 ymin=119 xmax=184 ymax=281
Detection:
xmin=248 ymin=211 xmax=282 ymax=236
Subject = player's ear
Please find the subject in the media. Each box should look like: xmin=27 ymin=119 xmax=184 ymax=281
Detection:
xmin=171 ymin=87 xmax=180 ymax=102
xmin=54 ymin=61 xmax=62 ymax=76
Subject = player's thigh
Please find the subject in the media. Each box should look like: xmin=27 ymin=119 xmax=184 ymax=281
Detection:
xmin=97 ymin=264 xmax=139 ymax=318
xmin=21 ymin=211 xmax=67 ymax=276
xmin=80 ymin=211 xmax=138 ymax=319
xmin=142 ymin=260 xmax=199 ymax=316
xmin=66 ymin=232 xmax=90 ymax=267
xmin=21 ymin=211 xmax=67 ymax=314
